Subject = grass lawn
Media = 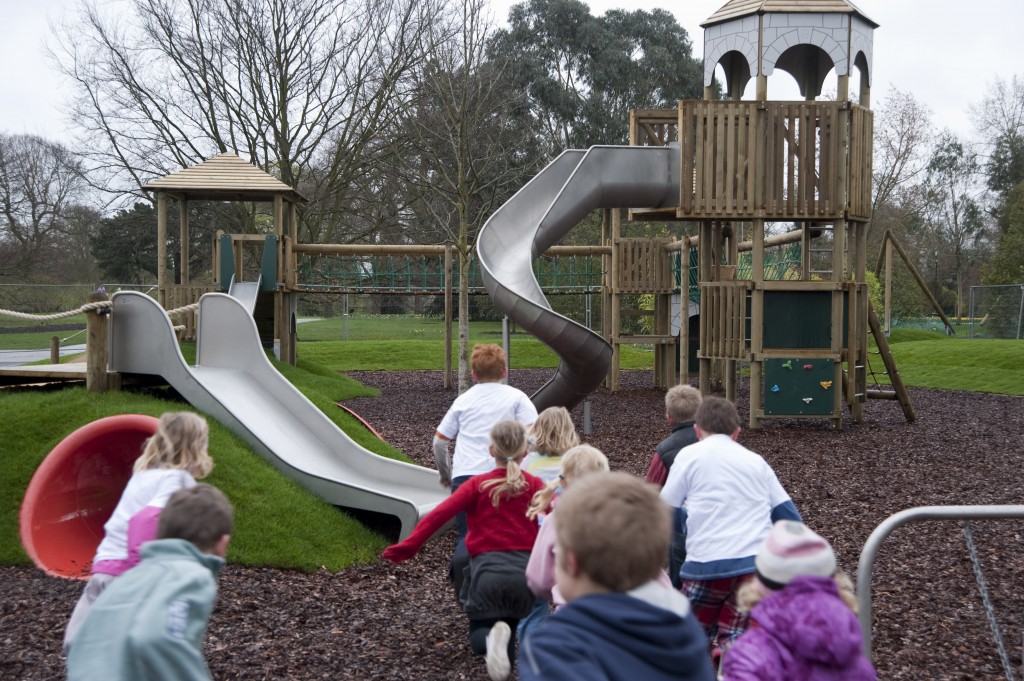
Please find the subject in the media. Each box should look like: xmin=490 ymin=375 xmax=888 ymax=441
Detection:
xmin=0 ymin=358 xmax=399 ymax=572
xmin=868 ymin=330 xmax=1024 ymax=396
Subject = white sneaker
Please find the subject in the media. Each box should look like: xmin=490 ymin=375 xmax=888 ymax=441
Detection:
xmin=485 ymin=621 xmax=512 ymax=681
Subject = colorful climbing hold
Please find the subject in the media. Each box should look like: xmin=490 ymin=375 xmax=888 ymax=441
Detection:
xmin=820 ymin=381 xmax=833 ymax=390
xmin=781 ymin=361 xmax=793 ymax=370
xmin=803 ymin=364 xmax=813 ymax=370
xmin=771 ymin=384 xmax=780 ymax=393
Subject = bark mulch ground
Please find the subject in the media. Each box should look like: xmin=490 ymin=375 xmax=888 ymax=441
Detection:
xmin=2 ymin=369 xmax=1023 ymax=680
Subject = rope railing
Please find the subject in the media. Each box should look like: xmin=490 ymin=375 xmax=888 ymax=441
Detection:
xmin=0 ymin=300 xmax=197 ymax=322
xmin=0 ymin=300 xmax=113 ymax=321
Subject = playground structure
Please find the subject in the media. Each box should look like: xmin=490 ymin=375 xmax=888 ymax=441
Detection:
xmin=11 ymin=0 xmax=923 ymax=573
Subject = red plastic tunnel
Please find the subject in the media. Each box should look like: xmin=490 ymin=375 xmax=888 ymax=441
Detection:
xmin=19 ymin=415 xmax=159 ymax=580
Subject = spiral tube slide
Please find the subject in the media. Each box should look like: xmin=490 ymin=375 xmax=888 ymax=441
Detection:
xmin=477 ymin=145 xmax=680 ymax=410
xmin=19 ymin=415 xmax=160 ymax=579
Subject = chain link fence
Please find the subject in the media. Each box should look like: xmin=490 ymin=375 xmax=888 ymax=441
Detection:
xmin=968 ymin=285 xmax=1024 ymax=339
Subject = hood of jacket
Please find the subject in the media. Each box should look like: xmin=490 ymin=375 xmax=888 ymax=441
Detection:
xmin=522 ymin=586 xmax=712 ymax=681
xmin=139 ymin=538 xmax=225 ymax=577
xmin=751 ymin=575 xmax=863 ymax=667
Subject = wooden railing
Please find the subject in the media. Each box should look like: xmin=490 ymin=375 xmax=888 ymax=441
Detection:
xmin=632 ymin=101 xmax=873 ymax=222
xmin=699 ymin=282 xmax=750 ymax=359
xmin=163 ymin=284 xmax=217 ymax=340
xmin=616 ymin=238 xmax=674 ymax=293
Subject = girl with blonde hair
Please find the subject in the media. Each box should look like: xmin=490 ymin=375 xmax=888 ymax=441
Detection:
xmin=525 ymin=445 xmax=610 ymax=608
xmin=63 ymin=411 xmax=214 ymax=654
xmin=384 ymin=420 xmax=546 ymax=681
xmin=522 ymin=406 xmax=579 ymax=485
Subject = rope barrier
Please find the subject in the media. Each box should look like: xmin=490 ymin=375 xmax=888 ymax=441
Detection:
xmin=0 ymin=300 xmax=196 ymax=322
xmin=0 ymin=300 xmax=113 ymax=321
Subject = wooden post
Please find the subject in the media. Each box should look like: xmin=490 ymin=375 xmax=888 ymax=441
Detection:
xmin=884 ymin=238 xmax=892 ymax=335
xmin=867 ymin=303 xmax=916 ymax=422
xmin=602 ymin=210 xmax=613 ymax=388
xmin=179 ymin=198 xmax=189 ymax=286
xmin=85 ymin=292 xmax=110 ymax=392
xmin=749 ymin=219 xmax=765 ymax=429
xmin=157 ymin=193 xmax=167 ymax=307
xmin=444 ymin=244 xmax=453 ymax=390
xmin=50 ymin=336 xmax=60 ymax=365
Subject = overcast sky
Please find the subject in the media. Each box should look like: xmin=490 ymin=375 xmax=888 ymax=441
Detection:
xmin=3 ymin=0 xmax=1023 ymax=144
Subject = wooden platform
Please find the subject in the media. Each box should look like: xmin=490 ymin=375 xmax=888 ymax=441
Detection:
xmin=0 ymin=363 xmax=88 ymax=387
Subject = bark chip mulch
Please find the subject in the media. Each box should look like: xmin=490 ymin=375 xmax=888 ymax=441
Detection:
xmin=2 ymin=370 xmax=1023 ymax=680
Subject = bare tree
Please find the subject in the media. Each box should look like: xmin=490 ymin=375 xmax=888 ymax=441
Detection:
xmin=52 ymin=0 xmax=443 ymax=243
xmin=401 ymin=0 xmax=540 ymax=389
xmin=0 ymin=134 xmax=87 ymax=281
xmin=871 ymin=88 xmax=934 ymax=225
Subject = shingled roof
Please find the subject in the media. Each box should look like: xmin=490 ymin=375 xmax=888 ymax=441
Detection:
xmin=142 ymin=153 xmax=307 ymax=203
xmin=702 ymin=0 xmax=878 ymax=28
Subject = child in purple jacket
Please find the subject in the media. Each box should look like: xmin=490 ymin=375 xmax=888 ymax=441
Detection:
xmin=720 ymin=521 xmax=876 ymax=681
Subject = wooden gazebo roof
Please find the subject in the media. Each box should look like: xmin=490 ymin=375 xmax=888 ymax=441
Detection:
xmin=702 ymin=0 xmax=878 ymax=28
xmin=142 ymin=153 xmax=307 ymax=203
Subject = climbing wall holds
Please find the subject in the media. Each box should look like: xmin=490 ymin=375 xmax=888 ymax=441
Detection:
xmin=781 ymin=361 xmax=793 ymax=370
xmin=819 ymin=381 xmax=833 ymax=390
xmin=802 ymin=397 xmax=813 ymax=404
xmin=803 ymin=364 xmax=813 ymax=370
xmin=771 ymin=384 xmax=780 ymax=393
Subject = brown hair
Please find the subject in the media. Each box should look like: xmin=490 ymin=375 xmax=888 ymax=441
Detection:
xmin=665 ymin=384 xmax=702 ymax=424
xmin=479 ymin=421 xmax=530 ymax=507
xmin=528 ymin=406 xmax=579 ymax=456
xmin=737 ymin=570 xmax=859 ymax=613
xmin=694 ymin=396 xmax=740 ymax=436
xmin=471 ymin=344 xmax=507 ymax=382
xmin=527 ymin=444 xmax=608 ymax=520
xmin=555 ymin=472 xmax=669 ymax=592
xmin=134 ymin=412 xmax=214 ymax=478
xmin=158 ymin=483 xmax=234 ymax=553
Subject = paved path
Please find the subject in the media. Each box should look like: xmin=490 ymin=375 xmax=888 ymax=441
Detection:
xmin=0 ymin=344 xmax=86 ymax=368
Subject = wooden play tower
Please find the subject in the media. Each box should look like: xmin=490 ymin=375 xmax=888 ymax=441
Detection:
xmin=627 ymin=0 xmax=911 ymax=428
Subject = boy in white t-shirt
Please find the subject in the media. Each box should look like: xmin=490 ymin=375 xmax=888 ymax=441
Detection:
xmin=434 ymin=344 xmax=538 ymax=599
xmin=659 ymin=396 xmax=801 ymax=668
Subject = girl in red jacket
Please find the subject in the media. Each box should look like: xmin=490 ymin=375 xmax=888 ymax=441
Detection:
xmin=383 ymin=420 xmax=546 ymax=681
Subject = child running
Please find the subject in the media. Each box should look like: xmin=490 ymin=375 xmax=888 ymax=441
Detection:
xmin=525 ymin=444 xmax=609 ymax=609
xmin=519 ymin=472 xmax=715 ymax=681
xmin=384 ymin=420 xmax=546 ymax=681
xmin=433 ymin=343 xmax=538 ymax=599
xmin=517 ymin=406 xmax=580 ymax=639
xmin=521 ymin=406 xmax=579 ymax=485
xmin=63 ymin=411 xmax=214 ymax=655
xmin=721 ymin=521 xmax=876 ymax=680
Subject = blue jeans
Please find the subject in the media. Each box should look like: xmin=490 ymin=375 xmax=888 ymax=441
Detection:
xmin=517 ymin=597 xmax=549 ymax=642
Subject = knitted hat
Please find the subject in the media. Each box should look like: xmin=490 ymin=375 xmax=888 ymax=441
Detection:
xmin=755 ymin=521 xmax=836 ymax=591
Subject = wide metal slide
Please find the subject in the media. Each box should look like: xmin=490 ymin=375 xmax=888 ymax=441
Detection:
xmin=109 ymin=291 xmax=446 ymax=539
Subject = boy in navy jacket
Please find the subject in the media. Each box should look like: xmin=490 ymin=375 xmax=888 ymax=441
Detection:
xmin=519 ymin=472 xmax=714 ymax=681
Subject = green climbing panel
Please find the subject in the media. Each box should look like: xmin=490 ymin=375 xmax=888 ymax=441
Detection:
xmin=764 ymin=358 xmax=835 ymax=416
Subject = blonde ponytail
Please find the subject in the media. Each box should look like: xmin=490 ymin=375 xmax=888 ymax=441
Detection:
xmin=480 ymin=421 xmax=530 ymax=507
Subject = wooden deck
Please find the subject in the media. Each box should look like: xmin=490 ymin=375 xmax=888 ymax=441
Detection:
xmin=0 ymin=362 xmax=88 ymax=386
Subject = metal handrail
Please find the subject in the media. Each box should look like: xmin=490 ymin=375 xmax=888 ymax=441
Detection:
xmin=857 ymin=505 xmax=1024 ymax=661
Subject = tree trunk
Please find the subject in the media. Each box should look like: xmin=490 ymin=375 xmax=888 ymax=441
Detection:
xmin=458 ymin=242 xmax=471 ymax=392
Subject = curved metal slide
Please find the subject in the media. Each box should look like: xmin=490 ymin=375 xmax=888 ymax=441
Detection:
xmin=477 ymin=145 xmax=680 ymax=410
xmin=109 ymin=291 xmax=446 ymax=539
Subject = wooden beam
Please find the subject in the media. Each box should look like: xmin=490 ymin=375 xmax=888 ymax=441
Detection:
xmin=867 ymin=302 xmax=916 ymax=422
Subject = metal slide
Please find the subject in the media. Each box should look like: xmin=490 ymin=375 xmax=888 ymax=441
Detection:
xmin=227 ymin=275 xmax=261 ymax=314
xmin=477 ymin=145 xmax=680 ymax=410
xmin=109 ymin=291 xmax=446 ymax=539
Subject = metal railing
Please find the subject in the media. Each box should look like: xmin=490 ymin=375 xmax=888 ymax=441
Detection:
xmin=857 ymin=505 xmax=1024 ymax=675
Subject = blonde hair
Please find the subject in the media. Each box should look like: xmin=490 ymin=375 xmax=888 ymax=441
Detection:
xmin=133 ymin=412 xmax=213 ymax=478
xmin=555 ymin=472 xmax=669 ymax=592
xmin=737 ymin=569 xmax=859 ymax=613
xmin=665 ymin=384 xmax=702 ymax=424
xmin=527 ymin=444 xmax=608 ymax=520
xmin=528 ymin=407 xmax=579 ymax=457
xmin=479 ymin=421 xmax=529 ymax=507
